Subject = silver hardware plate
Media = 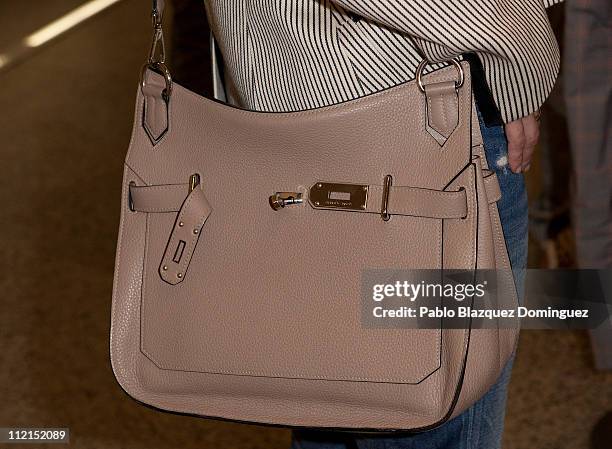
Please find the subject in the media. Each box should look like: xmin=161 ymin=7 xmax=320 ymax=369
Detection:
xmin=309 ymin=182 xmax=368 ymax=211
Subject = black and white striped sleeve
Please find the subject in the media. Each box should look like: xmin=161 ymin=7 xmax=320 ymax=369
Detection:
xmin=329 ymin=0 xmax=562 ymax=123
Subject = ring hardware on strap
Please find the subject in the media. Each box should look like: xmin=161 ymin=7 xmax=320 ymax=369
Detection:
xmin=418 ymin=58 xmax=464 ymax=146
xmin=416 ymin=58 xmax=464 ymax=93
xmin=141 ymin=1 xmax=172 ymax=99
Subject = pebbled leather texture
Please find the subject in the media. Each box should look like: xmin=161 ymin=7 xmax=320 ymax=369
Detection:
xmin=141 ymin=70 xmax=169 ymax=145
xmin=424 ymin=80 xmax=459 ymax=146
xmin=158 ymin=186 xmax=212 ymax=285
xmin=110 ymin=61 xmax=518 ymax=430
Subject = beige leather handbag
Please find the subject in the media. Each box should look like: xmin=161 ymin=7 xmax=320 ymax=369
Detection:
xmin=110 ymin=1 xmax=518 ymax=431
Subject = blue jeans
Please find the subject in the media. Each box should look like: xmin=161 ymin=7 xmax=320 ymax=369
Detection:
xmin=291 ymin=113 xmax=529 ymax=449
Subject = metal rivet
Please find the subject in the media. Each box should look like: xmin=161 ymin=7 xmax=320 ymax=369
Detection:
xmin=315 ymin=201 xmax=320 ymax=206
xmin=193 ymin=228 xmax=199 ymax=234
xmin=162 ymin=265 xmax=168 ymax=271
xmin=177 ymin=272 xmax=183 ymax=278
xmin=178 ymin=221 xmax=184 ymax=227
xmin=317 ymin=183 xmax=322 ymax=188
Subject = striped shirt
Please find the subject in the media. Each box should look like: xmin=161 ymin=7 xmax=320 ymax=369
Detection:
xmin=204 ymin=0 xmax=563 ymax=123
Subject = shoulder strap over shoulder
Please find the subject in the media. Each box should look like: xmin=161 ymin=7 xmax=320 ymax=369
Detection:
xmin=151 ymin=0 xmax=226 ymax=101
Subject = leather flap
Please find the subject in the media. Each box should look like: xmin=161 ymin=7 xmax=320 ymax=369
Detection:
xmin=158 ymin=187 xmax=212 ymax=285
xmin=423 ymin=80 xmax=459 ymax=146
xmin=142 ymin=70 xmax=169 ymax=145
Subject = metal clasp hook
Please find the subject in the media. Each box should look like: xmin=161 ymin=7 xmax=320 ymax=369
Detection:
xmin=147 ymin=21 xmax=166 ymax=65
xmin=140 ymin=7 xmax=173 ymax=101
xmin=269 ymin=192 xmax=304 ymax=211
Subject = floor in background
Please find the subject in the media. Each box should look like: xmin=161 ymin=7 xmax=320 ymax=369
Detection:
xmin=0 ymin=1 xmax=610 ymax=448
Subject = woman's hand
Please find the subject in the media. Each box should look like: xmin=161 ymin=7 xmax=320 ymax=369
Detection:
xmin=504 ymin=112 xmax=540 ymax=173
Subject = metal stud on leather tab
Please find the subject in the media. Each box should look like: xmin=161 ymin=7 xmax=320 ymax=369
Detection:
xmin=159 ymin=181 xmax=212 ymax=285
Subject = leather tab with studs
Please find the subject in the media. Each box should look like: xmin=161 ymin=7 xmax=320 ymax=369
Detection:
xmin=159 ymin=186 xmax=212 ymax=285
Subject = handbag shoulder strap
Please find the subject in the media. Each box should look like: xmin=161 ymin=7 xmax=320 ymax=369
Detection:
xmin=152 ymin=0 xmax=165 ymax=21
xmin=210 ymin=29 xmax=227 ymax=101
xmin=151 ymin=0 xmax=226 ymax=101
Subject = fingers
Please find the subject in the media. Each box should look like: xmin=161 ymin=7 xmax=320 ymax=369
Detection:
xmin=504 ymin=119 xmax=525 ymax=173
xmin=521 ymin=115 xmax=540 ymax=172
xmin=503 ymin=113 xmax=541 ymax=173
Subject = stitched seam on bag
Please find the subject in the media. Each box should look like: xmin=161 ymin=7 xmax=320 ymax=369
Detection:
xmin=436 ymin=164 xmax=475 ymax=416
xmin=139 ymin=218 xmax=443 ymax=384
xmin=139 ymin=234 xmax=444 ymax=382
xmin=123 ymin=163 xmax=148 ymax=185
xmin=140 ymin=212 xmax=151 ymax=359
xmin=469 ymin=164 xmax=476 ymax=273
xmin=489 ymin=197 xmax=517 ymax=371
xmin=141 ymin=77 xmax=170 ymax=146
xmin=439 ymin=164 xmax=476 ymax=417
xmin=481 ymin=152 xmax=518 ymax=369
xmin=111 ymin=165 xmax=151 ymax=392
xmin=133 ymin=183 xmax=184 ymax=193
xmin=136 ymin=354 xmax=443 ymax=384
xmin=435 ymin=217 xmax=442 ymax=382
xmin=427 ymin=94 xmax=445 ymax=138
xmin=436 ymin=162 xmax=475 ymax=416
xmin=110 ymin=168 xmax=138 ymax=376
xmin=481 ymin=164 xmax=504 ymax=375
xmin=137 ymin=207 xmax=179 ymax=213
xmin=440 ymin=95 xmax=448 ymax=131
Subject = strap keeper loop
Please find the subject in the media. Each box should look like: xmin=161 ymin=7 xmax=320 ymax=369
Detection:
xmin=381 ymin=175 xmax=393 ymax=221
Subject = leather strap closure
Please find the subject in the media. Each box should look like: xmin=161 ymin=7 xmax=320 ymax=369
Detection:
xmin=161 ymin=187 xmax=211 ymax=285
xmin=423 ymin=80 xmax=459 ymax=146
xmin=160 ymin=186 xmax=211 ymax=285
xmin=363 ymin=185 xmax=467 ymax=219
xmin=129 ymin=173 xmax=500 ymax=219
xmin=358 ymin=171 xmax=501 ymax=217
xmin=129 ymin=183 xmax=213 ymax=285
xmin=130 ymin=183 xmax=468 ymax=218
xmin=130 ymin=183 xmax=188 ymax=213
xmin=130 ymin=170 xmax=501 ymax=218
xmin=127 ymin=171 xmax=500 ymax=285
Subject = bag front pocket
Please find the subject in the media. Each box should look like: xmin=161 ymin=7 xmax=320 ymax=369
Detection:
xmin=139 ymin=202 xmax=445 ymax=385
